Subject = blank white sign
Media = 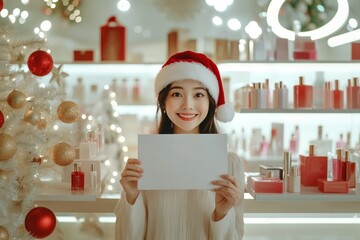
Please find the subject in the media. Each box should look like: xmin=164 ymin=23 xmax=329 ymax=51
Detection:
xmin=138 ymin=134 xmax=228 ymax=190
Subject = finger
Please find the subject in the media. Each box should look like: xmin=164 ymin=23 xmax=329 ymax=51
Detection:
xmin=125 ymin=163 xmax=144 ymax=173
xmin=121 ymin=176 xmax=141 ymax=182
xmin=221 ymin=174 xmax=239 ymax=188
xmin=213 ymin=188 xmax=239 ymax=201
xmin=127 ymin=158 xmax=142 ymax=165
xmin=211 ymin=180 xmax=238 ymax=192
xmin=121 ymin=169 xmax=143 ymax=178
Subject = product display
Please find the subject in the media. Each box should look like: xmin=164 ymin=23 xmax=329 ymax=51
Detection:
xmin=300 ymin=145 xmax=327 ymax=186
xmin=71 ymin=163 xmax=84 ymax=191
xmin=294 ymin=76 xmax=313 ymax=109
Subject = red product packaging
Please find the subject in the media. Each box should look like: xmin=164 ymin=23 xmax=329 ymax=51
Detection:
xmin=248 ymin=176 xmax=283 ymax=193
xmin=317 ymin=179 xmax=349 ymax=193
xmin=352 ymin=42 xmax=360 ymax=60
xmin=300 ymin=145 xmax=327 ymax=186
xmin=293 ymin=51 xmax=317 ymax=60
xmin=100 ymin=16 xmax=126 ymax=61
xmin=73 ymin=50 xmax=94 ymax=61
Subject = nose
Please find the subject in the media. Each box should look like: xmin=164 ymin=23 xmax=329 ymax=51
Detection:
xmin=182 ymin=95 xmax=194 ymax=110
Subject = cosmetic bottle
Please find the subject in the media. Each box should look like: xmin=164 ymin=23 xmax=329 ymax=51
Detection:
xmin=352 ymin=77 xmax=360 ymax=109
xmin=269 ymin=128 xmax=279 ymax=156
xmin=274 ymin=81 xmax=288 ymax=109
xmin=346 ymin=79 xmax=352 ymax=109
xmin=120 ymin=78 xmax=128 ymax=103
xmin=294 ymin=76 xmax=313 ymax=109
xmin=283 ymin=151 xmax=292 ymax=192
xmin=309 ymin=125 xmax=332 ymax=155
xmin=71 ymin=163 xmax=84 ymax=192
xmin=288 ymin=166 xmax=301 ymax=193
xmin=332 ymin=148 xmax=343 ymax=181
xmin=336 ymin=133 xmax=346 ymax=149
xmin=90 ymin=163 xmax=98 ymax=190
xmin=345 ymin=150 xmax=356 ymax=188
xmin=72 ymin=77 xmax=85 ymax=104
xmin=80 ymin=131 xmax=98 ymax=159
xmin=272 ymin=82 xmax=279 ymax=109
xmin=332 ymin=80 xmax=344 ymax=109
xmin=110 ymin=78 xmax=118 ymax=95
xmin=132 ymin=78 xmax=141 ymax=102
xmin=324 ymin=81 xmax=333 ymax=109
xmin=300 ymin=144 xmax=327 ymax=186
xmin=258 ymin=83 xmax=267 ymax=109
xmin=265 ymin=79 xmax=270 ymax=108
xmin=250 ymin=83 xmax=260 ymax=109
xmin=345 ymin=132 xmax=351 ymax=149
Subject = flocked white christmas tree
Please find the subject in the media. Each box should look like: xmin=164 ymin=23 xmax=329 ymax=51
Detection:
xmin=0 ymin=25 xmax=79 ymax=239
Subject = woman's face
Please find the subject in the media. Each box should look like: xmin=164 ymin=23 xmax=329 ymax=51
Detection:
xmin=165 ymin=79 xmax=210 ymax=134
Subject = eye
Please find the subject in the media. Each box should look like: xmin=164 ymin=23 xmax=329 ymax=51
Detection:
xmin=170 ymin=91 xmax=182 ymax=97
xmin=195 ymin=92 xmax=206 ymax=98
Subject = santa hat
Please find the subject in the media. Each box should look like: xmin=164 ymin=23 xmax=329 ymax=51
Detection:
xmin=154 ymin=50 xmax=234 ymax=122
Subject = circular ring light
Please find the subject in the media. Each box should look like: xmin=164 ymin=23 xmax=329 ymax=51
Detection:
xmin=267 ymin=0 xmax=349 ymax=41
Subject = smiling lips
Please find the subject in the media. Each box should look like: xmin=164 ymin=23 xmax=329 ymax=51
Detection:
xmin=177 ymin=113 xmax=197 ymax=121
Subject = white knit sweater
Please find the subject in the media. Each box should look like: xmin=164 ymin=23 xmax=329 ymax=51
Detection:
xmin=114 ymin=153 xmax=244 ymax=240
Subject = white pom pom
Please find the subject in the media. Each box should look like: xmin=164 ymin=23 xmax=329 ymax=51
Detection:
xmin=215 ymin=103 xmax=235 ymax=122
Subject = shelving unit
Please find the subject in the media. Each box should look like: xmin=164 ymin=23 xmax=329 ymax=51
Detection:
xmin=36 ymin=61 xmax=360 ymax=216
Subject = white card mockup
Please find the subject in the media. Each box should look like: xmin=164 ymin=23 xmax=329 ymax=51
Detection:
xmin=138 ymin=134 xmax=228 ymax=190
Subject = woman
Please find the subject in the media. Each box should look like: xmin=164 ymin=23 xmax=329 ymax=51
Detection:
xmin=115 ymin=51 xmax=244 ymax=240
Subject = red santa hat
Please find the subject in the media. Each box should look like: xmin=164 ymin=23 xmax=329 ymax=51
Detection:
xmin=155 ymin=50 xmax=234 ymax=122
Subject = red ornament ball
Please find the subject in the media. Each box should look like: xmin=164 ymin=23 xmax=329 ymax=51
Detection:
xmin=25 ymin=207 xmax=56 ymax=239
xmin=0 ymin=111 xmax=4 ymax=129
xmin=0 ymin=0 xmax=3 ymax=12
xmin=27 ymin=50 xmax=53 ymax=77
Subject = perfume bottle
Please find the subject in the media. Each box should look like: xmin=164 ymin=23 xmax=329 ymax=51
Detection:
xmin=132 ymin=78 xmax=141 ymax=102
xmin=90 ymin=163 xmax=98 ymax=190
xmin=72 ymin=77 xmax=85 ymax=104
xmin=336 ymin=133 xmax=346 ymax=149
xmin=333 ymin=149 xmax=343 ymax=181
xmin=352 ymin=77 xmax=360 ymax=109
xmin=71 ymin=163 xmax=84 ymax=191
xmin=277 ymin=81 xmax=288 ymax=109
xmin=288 ymin=166 xmax=301 ymax=193
xmin=324 ymin=81 xmax=333 ymax=109
xmin=332 ymin=79 xmax=344 ymax=109
xmin=300 ymin=145 xmax=327 ymax=186
xmin=283 ymin=151 xmax=292 ymax=192
xmin=309 ymin=125 xmax=332 ymax=155
xmin=293 ymin=76 xmax=313 ymax=109
xmin=346 ymin=79 xmax=352 ymax=109
xmin=120 ymin=78 xmax=128 ymax=103
xmin=272 ymin=82 xmax=279 ymax=109
xmin=344 ymin=150 xmax=356 ymax=188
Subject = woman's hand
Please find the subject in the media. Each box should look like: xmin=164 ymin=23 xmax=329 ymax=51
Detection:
xmin=211 ymin=174 xmax=241 ymax=221
xmin=120 ymin=158 xmax=143 ymax=205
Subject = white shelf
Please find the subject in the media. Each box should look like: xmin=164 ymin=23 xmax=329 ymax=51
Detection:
xmin=35 ymin=182 xmax=100 ymax=202
xmin=248 ymin=186 xmax=360 ymax=202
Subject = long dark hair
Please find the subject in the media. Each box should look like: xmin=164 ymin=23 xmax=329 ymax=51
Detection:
xmin=156 ymin=83 xmax=218 ymax=134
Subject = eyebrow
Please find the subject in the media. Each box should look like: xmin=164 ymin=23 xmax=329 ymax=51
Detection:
xmin=170 ymin=86 xmax=207 ymax=91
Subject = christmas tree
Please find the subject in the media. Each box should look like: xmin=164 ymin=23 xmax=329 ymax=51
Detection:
xmin=0 ymin=25 xmax=79 ymax=239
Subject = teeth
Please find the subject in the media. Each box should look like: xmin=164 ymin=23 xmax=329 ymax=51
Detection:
xmin=179 ymin=114 xmax=196 ymax=118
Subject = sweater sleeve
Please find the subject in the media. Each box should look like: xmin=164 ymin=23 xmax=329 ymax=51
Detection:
xmin=209 ymin=152 xmax=245 ymax=240
xmin=114 ymin=192 xmax=147 ymax=240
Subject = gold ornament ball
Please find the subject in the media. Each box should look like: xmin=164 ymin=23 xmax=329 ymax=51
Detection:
xmin=0 ymin=225 xmax=9 ymax=240
xmin=7 ymin=90 xmax=26 ymax=109
xmin=37 ymin=118 xmax=47 ymax=130
xmin=57 ymin=101 xmax=80 ymax=123
xmin=52 ymin=142 xmax=75 ymax=166
xmin=0 ymin=134 xmax=17 ymax=162
xmin=24 ymin=108 xmax=41 ymax=126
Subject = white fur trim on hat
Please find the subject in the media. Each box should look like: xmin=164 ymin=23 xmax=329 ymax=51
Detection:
xmin=155 ymin=61 xmax=219 ymax=103
xmin=216 ymin=103 xmax=235 ymax=122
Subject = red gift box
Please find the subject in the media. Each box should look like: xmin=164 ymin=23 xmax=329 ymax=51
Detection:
xmin=73 ymin=50 xmax=94 ymax=61
xmin=352 ymin=43 xmax=360 ymax=60
xmin=247 ymin=176 xmax=283 ymax=193
xmin=100 ymin=16 xmax=126 ymax=61
xmin=293 ymin=51 xmax=317 ymax=60
xmin=300 ymin=154 xmax=327 ymax=186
